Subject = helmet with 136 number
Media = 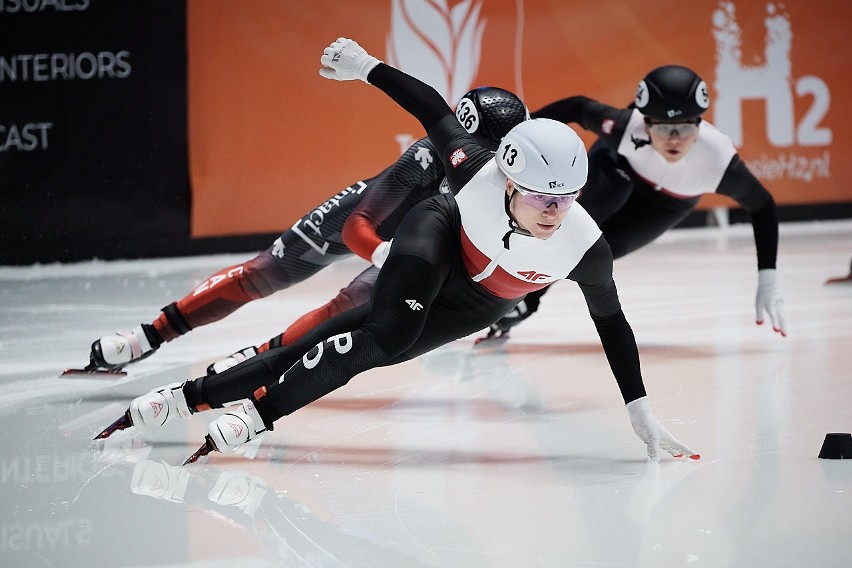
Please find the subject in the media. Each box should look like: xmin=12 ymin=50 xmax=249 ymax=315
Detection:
xmin=455 ymin=86 xmax=529 ymax=151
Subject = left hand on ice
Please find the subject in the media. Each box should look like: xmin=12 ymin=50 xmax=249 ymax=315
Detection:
xmin=319 ymin=37 xmax=382 ymax=83
xmin=626 ymin=396 xmax=699 ymax=462
xmin=755 ymin=268 xmax=786 ymax=337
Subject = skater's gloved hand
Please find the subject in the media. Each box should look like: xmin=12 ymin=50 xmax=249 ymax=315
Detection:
xmin=371 ymin=240 xmax=392 ymax=268
xmin=626 ymin=397 xmax=699 ymax=462
xmin=755 ymin=268 xmax=786 ymax=337
xmin=320 ymin=37 xmax=382 ymax=83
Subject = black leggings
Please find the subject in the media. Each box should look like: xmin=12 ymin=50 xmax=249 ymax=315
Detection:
xmin=197 ymin=195 xmax=519 ymax=421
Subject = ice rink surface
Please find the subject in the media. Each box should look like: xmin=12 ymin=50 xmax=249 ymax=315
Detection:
xmin=1 ymin=220 xmax=851 ymax=567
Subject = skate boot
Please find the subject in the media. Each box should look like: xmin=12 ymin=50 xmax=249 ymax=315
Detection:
xmin=184 ymin=388 xmax=270 ymax=464
xmin=206 ymin=346 xmax=259 ymax=376
xmin=474 ymin=302 xmax=527 ymax=347
xmin=94 ymin=382 xmax=192 ymax=439
xmin=208 ymin=398 xmax=268 ymax=453
xmin=90 ymin=324 xmax=163 ymax=370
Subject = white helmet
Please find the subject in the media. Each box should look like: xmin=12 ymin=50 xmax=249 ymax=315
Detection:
xmin=495 ymin=118 xmax=588 ymax=195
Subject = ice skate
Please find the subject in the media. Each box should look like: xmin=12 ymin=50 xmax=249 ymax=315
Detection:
xmin=473 ymin=324 xmax=511 ymax=348
xmin=94 ymin=382 xmax=192 ymax=439
xmin=825 ymin=257 xmax=852 ymax=284
xmin=91 ymin=324 xmax=161 ymax=369
xmin=185 ymin=388 xmax=269 ymax=464
xmin=61 ymin=362 xmax=128 ymax=378
xmin=94 ymin=409 xmax=134 ymax=439
xmin=474 ymin=300 xmax=534 ymax=348
xmin=206 ymin=346 xmax=259 ymax=376
xmin=473 ymin=296 xmax=542 ymax=349
xmin=64 ymin=324 xmax=162 ymax=376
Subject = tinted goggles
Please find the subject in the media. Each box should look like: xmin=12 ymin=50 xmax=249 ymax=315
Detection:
xmin=513 ymin=183 xmax=578 ymax=211
xmin=646 ymin=120 xmax=700 ymax=138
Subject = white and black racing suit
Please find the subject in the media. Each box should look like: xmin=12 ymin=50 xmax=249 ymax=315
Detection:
xmin=186 ymin=64 xmax=649 ymax=424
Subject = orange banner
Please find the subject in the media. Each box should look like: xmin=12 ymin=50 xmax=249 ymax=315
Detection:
xmin=188 ymin=0 xmax=850 ymax=237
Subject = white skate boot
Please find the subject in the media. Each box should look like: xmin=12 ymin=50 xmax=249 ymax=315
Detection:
xmin=90 ymin=324 xmax=161 ymax=370
xmin=95 ymin=382 xmax=192 ymax=440
xmin=206 ymin=346 xmax=259 ymax=375
xmin=207 ymin=399 xmax=268 ymax=454
xmin=129 ymin=382 xmax=193 ymax=429
xmin=183 ymin=388 xmax=270 ymax=464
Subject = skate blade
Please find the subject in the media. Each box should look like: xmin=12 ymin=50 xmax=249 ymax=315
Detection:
xmin=825 ymin=274 xmax=852 ymax=285
xmin=94 ymin=410 xmax=133 ymax=440
xmin=61 ymin=363 xmax=127 ymax=378
xmin=473 ymin=333 xmax=510 ymax=349
xmin=183 ymin=436 xmax=217 ymax=465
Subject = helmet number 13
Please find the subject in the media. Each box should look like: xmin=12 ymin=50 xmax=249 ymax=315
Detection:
xmin=502 ymin=143 xmax=518 ymax=166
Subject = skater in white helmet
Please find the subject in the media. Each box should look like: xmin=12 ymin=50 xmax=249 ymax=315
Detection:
xmin=97 ymin=38 xmax=698 ymax=466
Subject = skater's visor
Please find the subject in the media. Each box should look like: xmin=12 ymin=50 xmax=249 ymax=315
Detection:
xmin=645 ymin=119 xmax=700 ymax=138
xmin=512 ymin=183 xmax=577 ymax=212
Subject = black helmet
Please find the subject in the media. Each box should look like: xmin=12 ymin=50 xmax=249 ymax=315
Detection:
xmin=455 ymin=86 xmax=529 ymax=151
xmin=634 ymin=65 xmax=709 ymax=121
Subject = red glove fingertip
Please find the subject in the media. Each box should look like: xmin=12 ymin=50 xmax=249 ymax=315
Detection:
xmin=673 ymin=454 xmax=684 ymax=458
xmin=689 ymin=454 xmax=701 ymax=460
xmin=756 ymin=320 xmax=764 ymax=326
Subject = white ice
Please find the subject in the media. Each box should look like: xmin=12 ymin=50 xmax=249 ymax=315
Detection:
xmin=1 ymin=220 xmax=851 ymax=567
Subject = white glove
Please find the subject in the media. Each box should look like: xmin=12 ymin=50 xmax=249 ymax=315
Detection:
xmin=319 ymin=37 xmax=382 ymax=83
xmin=755 ymin=268 xmax=786 ymax=337
xmin=626 ymin=397 xmax=699 ymax=462
xmin=371 ymin=240 xmax=392 ymax=268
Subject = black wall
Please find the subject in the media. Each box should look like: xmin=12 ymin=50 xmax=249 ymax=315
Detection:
xmin=0 ymin=0 xmax=195 ymax=265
